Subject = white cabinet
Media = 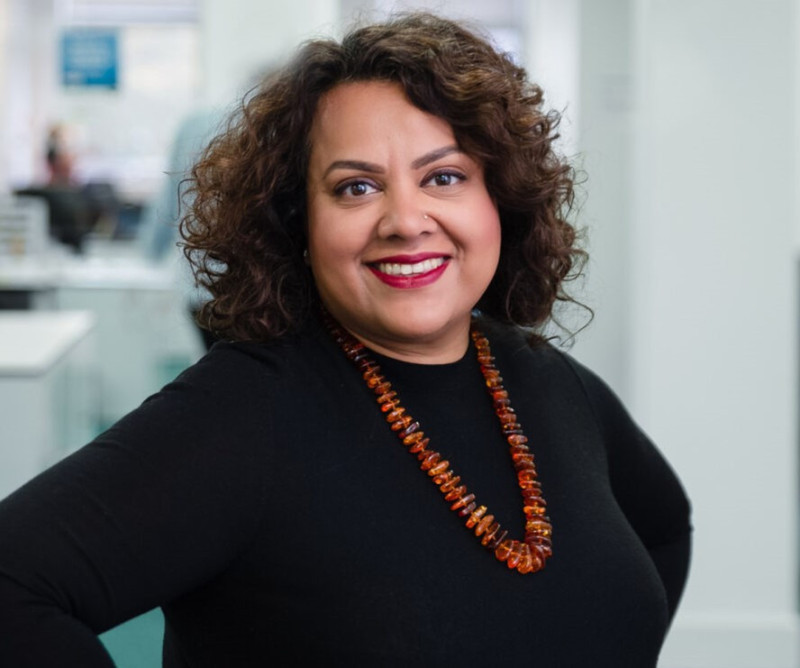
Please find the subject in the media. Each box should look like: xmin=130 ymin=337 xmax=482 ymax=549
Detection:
xmin=0 ymin=311 xmax=96 ymax=500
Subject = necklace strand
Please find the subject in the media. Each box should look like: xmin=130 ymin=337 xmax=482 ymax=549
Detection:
xmin=324 ymin=314 xmax=553 ymax=574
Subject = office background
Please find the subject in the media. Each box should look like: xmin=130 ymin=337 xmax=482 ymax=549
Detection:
xmin=0 ymin=1 xmax=796 ymax=666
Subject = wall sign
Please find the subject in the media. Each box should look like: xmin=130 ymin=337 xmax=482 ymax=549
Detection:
xmin=61 ymin=29 xmax=119 ymax=89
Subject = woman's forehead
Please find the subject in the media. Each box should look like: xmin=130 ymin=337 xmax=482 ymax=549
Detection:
xmin=307 ymin=81 xmax=456 ymax=169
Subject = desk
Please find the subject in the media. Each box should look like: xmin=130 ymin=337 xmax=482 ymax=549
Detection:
xmin=1 ymin=246 xmax=204 ymax=428
xmin=54 ymin=252 xmax=203 ymax=426
xmin=0 ymin=311 xmax=96 ymax=500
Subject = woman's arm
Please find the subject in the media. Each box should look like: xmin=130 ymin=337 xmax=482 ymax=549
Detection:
xmin=564 ymin=356 xmax=692 ymax=620
xmin=0 ymin=346 xmax=270 ymax=664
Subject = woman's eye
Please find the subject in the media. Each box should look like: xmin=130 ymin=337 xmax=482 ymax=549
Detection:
xmin=335 ymin=180 xmax=378 ymax=197
xmin=425 ymin=171 xmax=465 ymax=187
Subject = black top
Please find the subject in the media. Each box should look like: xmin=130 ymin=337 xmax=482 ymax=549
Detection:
xmin=0 ymin=318 xmax=691 ymax=667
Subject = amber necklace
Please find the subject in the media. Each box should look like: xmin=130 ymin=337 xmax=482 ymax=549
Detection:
xmin=324 ymin=313 xmax=553 ymax=574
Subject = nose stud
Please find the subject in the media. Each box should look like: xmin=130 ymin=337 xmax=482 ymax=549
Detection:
xmin=423 ymin=214 xmax=429 ymax=220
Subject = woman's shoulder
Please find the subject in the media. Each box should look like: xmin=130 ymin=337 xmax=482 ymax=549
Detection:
xmin=476 ymin=317 xmax=571 ymax=372
xmin=476 ymin=317 xmax=621 ymax=408
xmin=176 ymin=327 xmax=336 ymax=389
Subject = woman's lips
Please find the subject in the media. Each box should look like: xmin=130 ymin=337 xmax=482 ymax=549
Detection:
xmin=367 ymin=255 xmax=450 ymax=288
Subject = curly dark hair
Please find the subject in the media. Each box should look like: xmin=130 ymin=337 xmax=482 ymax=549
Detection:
xmin=182 ymin=12 xmax=586 ymax=342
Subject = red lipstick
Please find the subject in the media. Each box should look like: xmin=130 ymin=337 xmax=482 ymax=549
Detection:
xmin=367 ymin=254 xmax=449 ymax=289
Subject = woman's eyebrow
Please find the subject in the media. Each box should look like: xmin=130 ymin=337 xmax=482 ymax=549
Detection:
xmin=322 ymin=160 xmax=383 ymax=178
xmin=410 ymin=145 xmax=460 ymax=169
xmin=322 ymin=145 xmax=462 ymax=179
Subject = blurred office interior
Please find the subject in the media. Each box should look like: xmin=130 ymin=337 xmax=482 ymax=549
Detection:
xmin=0 ymin=0 xmax=797 ymax=666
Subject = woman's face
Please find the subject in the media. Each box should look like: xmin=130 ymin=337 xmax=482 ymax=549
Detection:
xmin=306 ymin=81 xmax=501 ymax=363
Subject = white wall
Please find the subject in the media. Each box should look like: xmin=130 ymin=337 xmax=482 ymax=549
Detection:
xmin=629 ymin=1 xmax=798 ymax=666
xmin=0 ymin=0 xmax=57 ymax=191
xmin=199 ymin=0 xmax=340 ymax=108
xmin=550 ymin=1 xmax=799 ymax=665
xmin=569 ymin=0 xmax=634 ymax=398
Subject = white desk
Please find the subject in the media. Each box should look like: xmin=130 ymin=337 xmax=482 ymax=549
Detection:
xmin=53 ymin=252 xmax=204 ymax=426
xmin=0 ymin=311 xmax=96 ymax=500
xmin=1 ymin=246 xmax=204 ymax=428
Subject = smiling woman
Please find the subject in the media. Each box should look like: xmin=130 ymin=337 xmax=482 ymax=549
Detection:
xmin=306 ymin=81 xmax=501 ymax=362
xmin=0 ymin=11 xmax=691 ymax=668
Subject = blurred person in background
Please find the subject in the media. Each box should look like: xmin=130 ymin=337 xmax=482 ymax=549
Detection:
xmin=45 ymin=123 xmax=78 ymax=186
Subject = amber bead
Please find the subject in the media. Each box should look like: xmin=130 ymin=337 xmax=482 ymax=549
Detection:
xmin=521 ymin=483 xmax=543 ymax=499
xmin=428 ymin=459 xmax=450 ymax=476
xmin=355 ymin=355 xmax=373 ymax=369
xmin=487 ymin=529 xmax=508 ymax=550
xmin=450 ymin=492 xmax=476 ymax=511
xmin=517 ymin=470 xmax=538 ymax=488
xmin=390 ymin=415 xmax=413 ymax=431
xmin=474 ymin=514 xmax=495 ymax=536
xmin=403 ymin=431 xmax=423 ymax=447
xmin=368 ymin=377 xmax=386 ymax=390
xmin=527 ymin=540 xmax=549 ymax=560
xmin=526 ymin=537 xmax=552 ymax=557
xmin=419 ymin=451 xmax=441 ymax=470
xmin=465 ymin=505 xmax=487 ymax=528
xmin=494 ymin=539 xmax=514 ymax=562
xmin=386 ymin=407 xmax=406 ymax=422
xmin=444 ymin=484 xmax=467 ymax=502
xmin=508 ymin=434 xmax=528 ymax=446
xmin=398 ymin=422 xmax=420 ymax=439
xmin=433 ymin=469 xmax=454 ymax=485
xmin=523 ymin=497 xmax=547 ymax=516
xmin=513 ymin=455 xmax=535 ymax=469
xmin=516 ymin=544 xmax=536 ymax=574
xmin=439 ymin=475 xmax=462 ymax=493
xmin=521 ymin=481 xmax=542 ymax=494
xmin=458 ymin=501 xmax=477 ymax=517
xmin=409 ymin=436 xmax=429 ymax=454
xmin=375 ymin=381 xmax=392 ymax=394
xmin=505 ymin=541 xmax=524 ymax=569
xmin=510 ymin=444 xmax=530 ymax=458
xmin=377 ymin=390 xmax=397 ymax=404
xmin=497 ymin=410 xmax=516 ymax=424
xmin=380 ymin=400 xmax=398 ymax=413
xmin=525 ymin=518 xmax=552 ymax=537
xmin=526 ymin=533 xmax=551 ymax=546
xmin=493 ymin=397 xmax=512 ymax=410
xmin=491 ymin=388 xmax=509 ymax=401
xmin=480 ymin=521 xmax=500 ymax=544
xmin=517 ymin=557 xmax=533 ymax=574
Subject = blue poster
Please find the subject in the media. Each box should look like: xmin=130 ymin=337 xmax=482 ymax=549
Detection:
xmin=61 ymin=29 xmax=119 ymax=89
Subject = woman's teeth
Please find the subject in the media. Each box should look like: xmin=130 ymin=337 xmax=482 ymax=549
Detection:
xmin=375 ymin=257 xmax=444 ymax=276
xmin=375 ymin=257 xmax=445 ymax=276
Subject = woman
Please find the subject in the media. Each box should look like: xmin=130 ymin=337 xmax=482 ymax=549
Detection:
xmin=0 ymin=13 xmax=691 ymax=667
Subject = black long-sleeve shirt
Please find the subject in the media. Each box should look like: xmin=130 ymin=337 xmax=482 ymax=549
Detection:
xmin=0 ymin=319 xmax=691 ymax=666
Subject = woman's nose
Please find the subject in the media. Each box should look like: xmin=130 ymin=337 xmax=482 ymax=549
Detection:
xmin=377 ymin=188 xmax=436 ymax=239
